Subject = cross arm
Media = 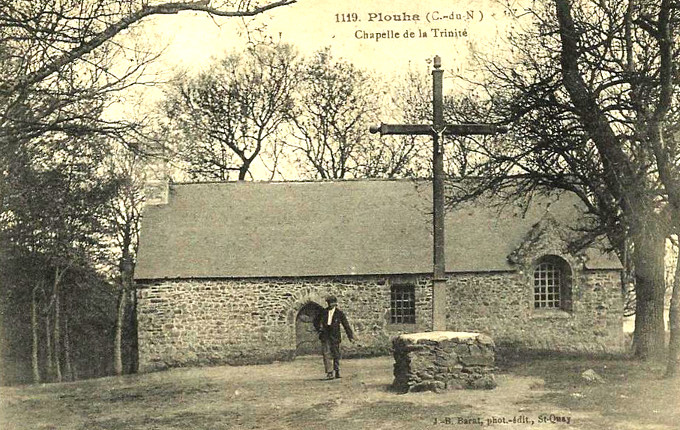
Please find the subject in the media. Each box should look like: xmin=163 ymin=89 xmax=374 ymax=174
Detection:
xmin=369 ymin=123 xmax=509 ymax=137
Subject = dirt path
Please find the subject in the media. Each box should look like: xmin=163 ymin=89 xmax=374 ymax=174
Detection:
xmin=1 ymin=355 xmax=677 ymax=429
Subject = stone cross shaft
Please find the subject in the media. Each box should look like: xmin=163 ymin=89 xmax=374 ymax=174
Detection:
xmin=370 ymin=55 xmax=508 ymax=331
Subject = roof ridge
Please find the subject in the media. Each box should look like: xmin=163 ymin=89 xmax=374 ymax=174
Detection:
xmin=169 ymin=177 xmax=430 ymax=186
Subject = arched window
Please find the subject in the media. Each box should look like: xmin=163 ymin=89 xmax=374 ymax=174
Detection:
xmin=533 ymin=255 xmax=572 ymax=311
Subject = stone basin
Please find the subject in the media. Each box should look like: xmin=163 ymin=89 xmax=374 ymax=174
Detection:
xmin=392 ymin=331 xmax=496 ymax=393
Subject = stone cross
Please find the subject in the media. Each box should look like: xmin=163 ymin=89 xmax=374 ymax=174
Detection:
xmin=370 ymin=56 xmax=508 ymax=331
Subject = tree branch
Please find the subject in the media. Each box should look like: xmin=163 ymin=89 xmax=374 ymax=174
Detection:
xmin=4 ymin=0 xmax=297 ymax=94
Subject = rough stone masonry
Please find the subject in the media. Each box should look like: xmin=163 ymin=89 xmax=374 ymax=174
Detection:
xmin=134 ymin=180 xmax=626 ymax=372
xmin=392 ymin=331 xmax=496 ymax=393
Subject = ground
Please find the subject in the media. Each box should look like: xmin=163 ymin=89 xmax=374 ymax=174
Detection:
xmin=1 ymin=354 xmax=678 ymax=430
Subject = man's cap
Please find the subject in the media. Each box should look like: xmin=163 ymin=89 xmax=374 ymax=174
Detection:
xmin=326 ymin=295 xmax=337 ymax=304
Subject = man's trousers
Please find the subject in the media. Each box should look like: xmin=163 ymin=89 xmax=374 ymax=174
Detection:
xmin=321 ymin=339 xmax=341 ymax=374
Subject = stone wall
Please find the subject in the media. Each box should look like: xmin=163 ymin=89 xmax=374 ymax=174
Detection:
xmin=136 ymin=269 xmax=624 ymax=372
xmin=136 ymin=276 xmax=432 ymax=372
xmin=446 ymin=270 xmax=625 ymax=353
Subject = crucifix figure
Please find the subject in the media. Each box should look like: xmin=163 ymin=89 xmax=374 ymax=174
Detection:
xmin=370 ymin=55 xmax=508 ymax=331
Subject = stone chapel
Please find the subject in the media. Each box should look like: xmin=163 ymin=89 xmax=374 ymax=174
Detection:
xmin=134 ymin=179 xmax=625 ymax=372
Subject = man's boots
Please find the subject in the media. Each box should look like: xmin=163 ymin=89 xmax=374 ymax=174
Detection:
xmin=335 ymin=370 xmax=341 ymax=379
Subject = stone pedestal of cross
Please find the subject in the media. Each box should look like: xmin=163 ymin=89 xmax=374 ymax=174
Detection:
xmin=370 ymin=56 xmax=508 ymax=331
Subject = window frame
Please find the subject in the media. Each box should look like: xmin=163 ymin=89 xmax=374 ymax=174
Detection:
xmin=533 ymin=261 xmax=562 ymax=309
xmin=390 ymin=283 xmax=416 ymax=324
xmin=531 ymin=255 xmax=573 ymax=313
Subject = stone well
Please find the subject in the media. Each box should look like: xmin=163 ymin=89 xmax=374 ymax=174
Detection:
xmin=392 ymin=331 xmax=496 ymax=393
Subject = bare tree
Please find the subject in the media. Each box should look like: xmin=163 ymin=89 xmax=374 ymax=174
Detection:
xmin=162 ymin=43 xmax=297 ymax=181
xmin=287 ymin=48 xmax=380 ymax=179
xmin=357 ymin=68 xmax=431 ymax=179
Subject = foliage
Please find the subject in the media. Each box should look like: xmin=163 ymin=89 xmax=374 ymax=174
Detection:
xmin=0 ymin=0 xmax=296 ymax=384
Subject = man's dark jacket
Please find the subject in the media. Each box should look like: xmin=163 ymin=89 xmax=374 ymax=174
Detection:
xmin=314 ymin=307 xmax=354 ymax=344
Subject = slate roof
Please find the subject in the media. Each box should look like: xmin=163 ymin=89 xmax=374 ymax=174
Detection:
xmin=134 ymin=179 xmax=622 ymax=280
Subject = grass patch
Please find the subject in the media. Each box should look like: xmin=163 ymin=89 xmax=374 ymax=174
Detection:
xmin=500 ymin=353 xmax=680 ymax=430
xmin=1 ymin=355 xmax=678 ymax=430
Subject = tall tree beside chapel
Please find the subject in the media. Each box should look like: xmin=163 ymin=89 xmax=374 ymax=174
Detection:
xmin=453 ymin=0 xmax=680 ymax=363
xmin=103 ymin=145 xmax=146 ymax=376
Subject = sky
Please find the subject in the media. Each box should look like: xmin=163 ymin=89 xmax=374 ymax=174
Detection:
xmin=134 ymin=0 xmax=526 ymax=84
xmin=118 ymin=0 xmax=529 ymax=180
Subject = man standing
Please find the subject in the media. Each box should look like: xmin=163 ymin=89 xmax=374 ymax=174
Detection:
xmin=314 ymin=296 xmax=355 ymax=380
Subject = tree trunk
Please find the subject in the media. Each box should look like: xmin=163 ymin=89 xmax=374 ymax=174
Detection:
xmin=53 ymin=287 xmax=62 ymax=383
xmin=238 ymin=162 xmax=250 ymax=181
xmin=129 ymin=289 xmax=139 ymax=373
xmin=64 ymin=308 xmax=73 ymax=381
xmin=631 ymin=222 xmax=667 ymax=360
xmin=45 ymin=310 xmax=52 ymax=381
xmin=665 ymin=245 xmax=680 ymax=377
xmin=51 ymin=265 xmax=63 ymax=382
xmin=114 ymin=285 xmax=126 ymax=376
xmin=31 ymin=286 xmax=41 ymax=384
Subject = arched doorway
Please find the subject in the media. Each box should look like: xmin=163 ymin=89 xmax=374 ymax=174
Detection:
xmin=295 ymin=302 xmax=324 ymax=356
